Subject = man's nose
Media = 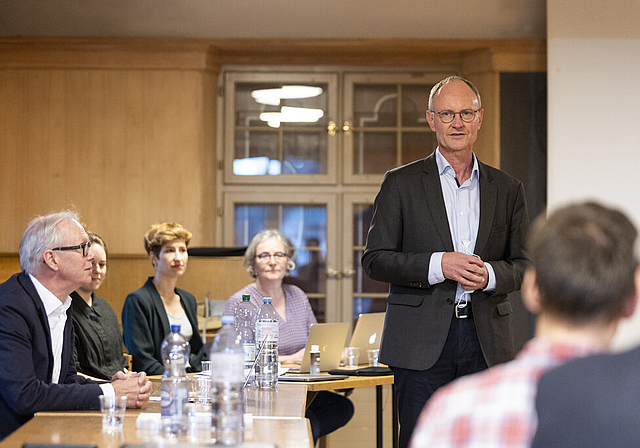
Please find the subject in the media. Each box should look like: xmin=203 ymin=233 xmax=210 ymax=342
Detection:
xmin=451 ymin=112 xmax=465 ymax=126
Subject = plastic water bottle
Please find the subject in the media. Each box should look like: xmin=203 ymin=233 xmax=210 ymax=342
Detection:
xmin=235 ymin=294 xmax=257 ymax=383
xmin=255 ymin=297 xmax=279 ymax=389
xmin=210 ymin=315 xmax=245 ymax=445
xmin=309 ymin=344 xmax=321 ymax=375
xmin=161 ymin=324 xmax=190 ymax=436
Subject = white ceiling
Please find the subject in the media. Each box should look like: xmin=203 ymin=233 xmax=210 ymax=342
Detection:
xmin=0 ymin=0 xmax=546 ymax=39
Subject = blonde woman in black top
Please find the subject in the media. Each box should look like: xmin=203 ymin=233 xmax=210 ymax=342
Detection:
xmin=71 ymin=233 xmax=128 ymax=380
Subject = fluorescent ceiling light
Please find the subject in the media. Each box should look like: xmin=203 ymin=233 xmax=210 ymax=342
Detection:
xmin=251 ymin=85 xmax=323 ymax=106
xmin=259 ymin=106 xmax=324 ymax=128
xmin=233 ymin=157 xmax=282 ymax=175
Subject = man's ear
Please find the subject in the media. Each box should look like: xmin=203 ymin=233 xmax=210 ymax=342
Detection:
xmin=42 ymin=250 xmax=59 ymax=271
xmin=522 ymin=269 xmax=540 ymax=314
xmin=426 ymin=110 xmax=436 ymax=132
xmin=621 ymin=268 xmax=640 ymax=318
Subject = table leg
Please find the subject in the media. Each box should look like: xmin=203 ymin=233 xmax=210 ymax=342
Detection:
xmin=392 ymin=383 xmax=398 ymax=448
xmin=376 ymin=385 xmax=383 ymax=448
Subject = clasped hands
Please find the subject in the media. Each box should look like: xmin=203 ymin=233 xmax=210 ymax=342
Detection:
xmin=442 ymin=252 xmax=488 ymax=291
xmin=110 ymin=370 xmax=152 ymax=408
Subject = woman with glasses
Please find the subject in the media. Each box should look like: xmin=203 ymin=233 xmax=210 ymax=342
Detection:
xmin=224 ymin=229 xmax=354 ymax=442
xmin=122 ymin=222 xmax=208 ymax=375
xmin=71 ymin=233 xmax=129 ymax=380
xmin=224 ymin=229 xmax=316 ymax=364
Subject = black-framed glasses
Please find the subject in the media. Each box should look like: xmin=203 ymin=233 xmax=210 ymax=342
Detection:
xmin=52 ymin=241 xmax=92 ymax=257
xmin=255 ymin=252 xmax=288 ymax=263
xmin=430 ymin=109 xmax=479 ymax=123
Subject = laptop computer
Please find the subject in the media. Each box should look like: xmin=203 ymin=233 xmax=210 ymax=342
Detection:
xmin=347 ymin=312 xmax=385 ymax=354
xmin=287 ymin=322 xmax=350 ymax=373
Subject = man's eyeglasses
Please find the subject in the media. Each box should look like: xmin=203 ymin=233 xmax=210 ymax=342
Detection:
xmin=255 ymin=252 xmax=288 ymax=263
xmin=51 ymin=241 xmax=92 ymax=257
xmin=430 ymin=109 xmax=479 ymax=123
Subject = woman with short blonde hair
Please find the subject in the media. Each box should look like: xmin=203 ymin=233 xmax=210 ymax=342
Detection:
xmin=122 ymin=221 xmax=207 ymax=375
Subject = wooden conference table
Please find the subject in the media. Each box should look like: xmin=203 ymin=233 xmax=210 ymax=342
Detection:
xmin=0 ymin=374 xmax=396 ymax=448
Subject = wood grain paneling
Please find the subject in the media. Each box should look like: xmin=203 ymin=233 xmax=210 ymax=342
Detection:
xmin=0 ymin=66 xmax=217 ymax=253
xmin=0 ymin=37 xmax=544 ymax=255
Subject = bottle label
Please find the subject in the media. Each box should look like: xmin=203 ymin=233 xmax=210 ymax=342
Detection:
xmin=160 ymin=383 xmax=188 ymax=418
xmin=255 ymin=321 xmax=279 ymax=343
xmin=242 ymin=343 xmax=256 ymax=365
xmin=210 ymin=352 xmax=244 ymax=382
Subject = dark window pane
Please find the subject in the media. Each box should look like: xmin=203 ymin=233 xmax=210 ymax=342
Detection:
xmin=234 ymin=205 xmax=278 ymax=245
xmin=353 ymin=250 xmax=389 ymax=294
xmin=401 ymin=84 xmax=431 ymax=127
xmin=282 ymin=131 xmax=327 ymax=174
xmin=353 ymin=132 xmax=396 ymax=174
xmin=287 ymin=248 xmax=326 ymax=294
xmin=402 ymin=131 xmax=437 ymax=165
xmin=352 ymin=297 xmax=388 ymax=320
xmin=353 ymin=84 xmax=397 ymax=128
xmin=353 ymin=203 xmax=374 ymax=247
xmin=233 ymin=131 xmax=279 ymax=175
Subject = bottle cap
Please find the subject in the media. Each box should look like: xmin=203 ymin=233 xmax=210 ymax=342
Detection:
xmin=170 ymin=324 xmax=181 ymax=333
xmin=311 ymin=345 xmax=319 ymax=352
xmin=263 ymin=297 xmax=272 ymax=304
xmin=221 ymin=315 xmax=235 ymax=326
xmin=242 ymin=294 xmax=250 ymax=302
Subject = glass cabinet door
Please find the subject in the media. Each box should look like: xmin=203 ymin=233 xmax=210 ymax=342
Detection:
xmin=224 ymin=72 xmax=339 ymax=185
xmin=342 ymin=194 xmax=390 ymax=324
xmin=342 ymin=73 xmax=450 ymax=184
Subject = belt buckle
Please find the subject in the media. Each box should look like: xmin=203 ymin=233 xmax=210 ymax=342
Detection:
xmin=455 ymin=300 xmax=469 ymax=319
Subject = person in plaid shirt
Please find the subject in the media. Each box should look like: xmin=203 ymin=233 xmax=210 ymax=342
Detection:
xmin=410 ymin=201 xmax=639 ymax=448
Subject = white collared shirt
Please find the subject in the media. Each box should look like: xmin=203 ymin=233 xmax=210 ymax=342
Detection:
xmin=29 ymin=274 xmax=71 ymax=384
xmin=29 ymin=274 xmax=114 ymax=396
xmin=428 ymin=148 xmax=496 ymax=301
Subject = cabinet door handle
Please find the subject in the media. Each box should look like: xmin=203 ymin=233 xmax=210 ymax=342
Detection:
xmin=342 ymin=268 xmax=356 ymax=278
xmin=327 ymin=121 xmax=337 ymax=136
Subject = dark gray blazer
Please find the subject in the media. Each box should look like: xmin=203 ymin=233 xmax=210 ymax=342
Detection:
xmin=362 ymin=153 xmax=530 ymax=371
xmin=0 ymin=272 xmax=103 ymax=440
xmin=122 ymin=277 xmax=205 ymax=375
xmin=533 ymin=346 xmax=640 ymax=448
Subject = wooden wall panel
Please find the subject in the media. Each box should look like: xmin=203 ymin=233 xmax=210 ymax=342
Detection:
xmin=0 ymin=65 xmax=216 ymax=254
xmin=0 ymin=38 xmax=544 ymax=255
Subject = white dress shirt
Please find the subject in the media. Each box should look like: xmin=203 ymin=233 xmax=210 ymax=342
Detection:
xmin=428 ymin=149 xmax=496 ymax=302
xmin=29 ymin=274 xmax=114 ymax=396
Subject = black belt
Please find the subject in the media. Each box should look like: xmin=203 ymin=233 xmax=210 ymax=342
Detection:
xmin=455 ymin=301 xmax=473 ymax=319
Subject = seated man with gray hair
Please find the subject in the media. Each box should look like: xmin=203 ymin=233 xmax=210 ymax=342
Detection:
xmin=0 ymin=211 xmax=152 ymax=440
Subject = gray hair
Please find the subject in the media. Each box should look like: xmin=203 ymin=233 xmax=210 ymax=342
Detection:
xmin=428 ymin=75 xmax=482 ymax=111
xmin=19 ymin=211 xmax=82 ymax=275
xmin=244 ymin=229 xmax=296 ymax=278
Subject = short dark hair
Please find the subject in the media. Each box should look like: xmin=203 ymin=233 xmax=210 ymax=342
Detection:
xmin=529 ymin=202 xmax=638 ymax=325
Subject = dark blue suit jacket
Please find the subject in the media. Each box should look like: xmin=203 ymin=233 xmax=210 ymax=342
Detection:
xmin=533 ymin=346 xmax=640 ymax=447
xmin=0 ymin=272 xmax=103 ymax=440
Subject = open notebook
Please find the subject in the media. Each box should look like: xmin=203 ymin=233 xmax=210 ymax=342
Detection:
xmin=286 ymin=322 xmax=350 ymax=373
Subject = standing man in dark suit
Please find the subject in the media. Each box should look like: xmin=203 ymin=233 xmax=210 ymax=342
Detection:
xmin=0 ymin=211 xmax=152 ymax=440
xmin=362 ymin=75 xmax=530 ymax=447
